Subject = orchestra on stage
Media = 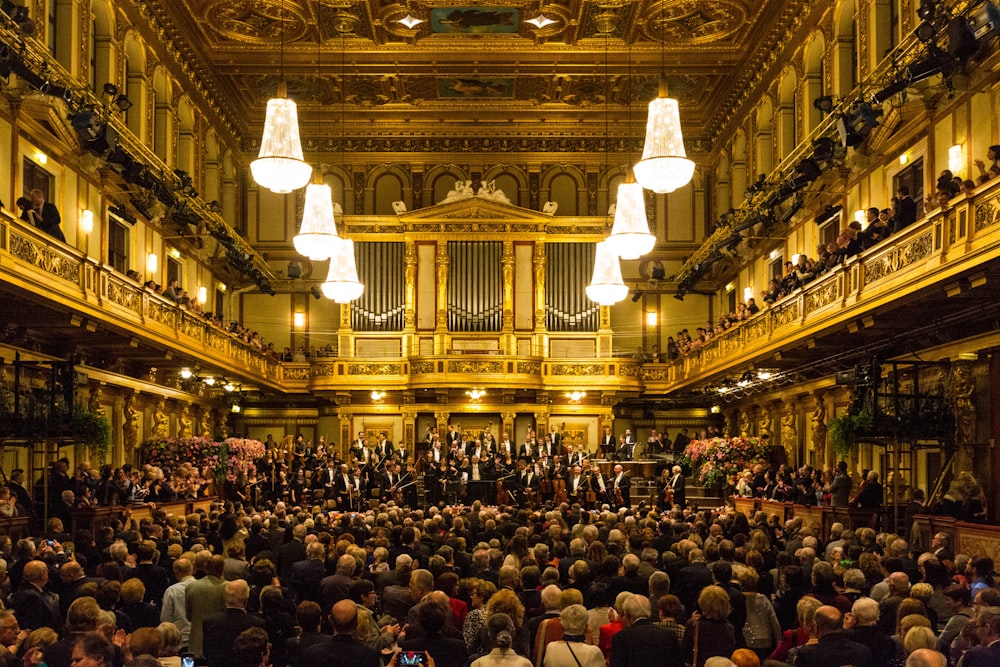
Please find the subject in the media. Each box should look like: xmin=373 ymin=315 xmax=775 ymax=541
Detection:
xmin=249 ymin=424 xmax=683 ymax=511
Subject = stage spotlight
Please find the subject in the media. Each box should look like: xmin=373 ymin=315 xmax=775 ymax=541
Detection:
xmin=631 ymin=290 xmax=644 ymax=303
xmin=968 ymin=1 xmax=1000 ymax=39
xmin=1 ymin=2 xmax=35 ymax=34
xmin=812 ymin=137 xmax=837 ymax=162
xmin=113 ymin=94 xmax=133 ymax=111
xmin=287 ymin=261 xmax=302 ymax=279
xmin=207 ymin=200 xmax=222 ymax=213
xmin=310 ymin=285 xmax=322 ymax=300
xmin=947 ymin=16 xmax=979 ymax=59
xmin=917 ymin=0 xmax=938 ymax=21
xmin=915 ymin=20 xmax=937 ymax=42
xmin=102 ymin=82 xmax=118 ymax=97
xmin=907 ymin=48 xmax=957 ymax=84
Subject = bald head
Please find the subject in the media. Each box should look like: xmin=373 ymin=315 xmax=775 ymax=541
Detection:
xmin=23 ymin=561 xmax=48 ymax=586
xmin=813 ymin=605 xmax=843 ymax=638
xmin=331 ymin=599 xmax=358 ymax=634
xmin=905 ymin=649 xmax=947 ymax=667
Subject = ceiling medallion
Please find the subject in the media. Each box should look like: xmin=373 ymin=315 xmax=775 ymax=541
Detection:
xmin=649 ymin=0 xmax=746 ymax=43
xmin=593 ymin=11 xmax=618 ymax=34
xmin=331 ymin=11 xmax=360 ymax=34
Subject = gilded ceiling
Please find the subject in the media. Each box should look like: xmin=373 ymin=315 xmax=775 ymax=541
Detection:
xmin=144 ymin=0 xmax=800 ymax=155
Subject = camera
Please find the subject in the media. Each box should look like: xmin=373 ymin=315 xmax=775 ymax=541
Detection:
xmin=398 ymin=651 xmax=427 ymax=666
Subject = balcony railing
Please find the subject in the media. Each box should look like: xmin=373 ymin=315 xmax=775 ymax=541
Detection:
xmin=644 ymin=176 xmax=1000 ymax=392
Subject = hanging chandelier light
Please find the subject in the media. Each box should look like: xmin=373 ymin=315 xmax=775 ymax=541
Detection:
xmin=633 ymin=76 xmax=694 ymax=193
xmin=586 ymin=241 xmax=628 ymax=305
xmin=321 ymin=238 xmax=364 ymax=303
xmin=606 ymin=175 xmax=655 ymax=258
xmin=250 ymin=2 xmax=312 ymax=194
xmin=293 ymin=178 xmax=341 ymax=260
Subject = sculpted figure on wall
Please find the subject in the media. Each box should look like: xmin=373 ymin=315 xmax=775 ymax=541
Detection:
xmin=178 ymin=405 xmax=193 ymax=438
xmin=739 ymin=410 xmax=751 ymax=437
xmin=218 ymin=412 xmax=229 ymax=440
xmin=199 ymin=407 xmax=213 ymax=438
xmin=151 ymin=400 xmax=169 ymax=439
xmin=953 ymin=361 xmax=975 ymax=445
xmin=811 ymin=392 xmax=828 ymax=467
xmin=723 ymin=411 xmax=734 ymax=438
xmin=780 ymin=401 xmax=797 ymax=462
xmin=87 ymin=385 xmax=105 ymax=417
xmin=758 ymin=406 xmax=772 ymax=439
xmin=441 ymin=180 xmax=474 ymax=203
xmin=123 ymin=391 xmax=139 ymax=450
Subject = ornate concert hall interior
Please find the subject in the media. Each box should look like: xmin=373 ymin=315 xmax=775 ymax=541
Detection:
xmin=1 ymin=0 xmax=1000 ymax=515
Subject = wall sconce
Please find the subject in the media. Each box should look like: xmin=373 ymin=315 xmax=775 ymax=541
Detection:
xmin=791 ymin=254 xmax=800 ymax=265
xmin=34 ymin=150 xmax=48 ymax=165
xmin=180 ymin=368 xmax=193 ymax=379
xmin=565 ymin=391 xmax=587 ymax=403
xmin=218 ymin=283 xmax=226 ymax=292
xmin=711 ymin=405 xmax=721 ymax=414
xmin=293 ymin=311 xmax=305 ymax=328
xmin=724 ymin=282 xmax=734 ymax=292
xmin=371 ymin=390 xmax=386 ymax=402
xmin=854 ymin=209 xmax=866 ymax=226
xmin=645 ymin=311 xmax=658 ymax=327
xmin=197 ymin=286 xmax=208 ymax=304
xmin=168 ymin=247 xmax=181 ymax=259
xmin=146 ymin=253 xmax=158 ymax=274
xmin=743 ymin=286 xmax=753 ymax=302
xmin=223 ymin=380 xmax=236 ymax=392
xmin=80 ymin=209 xmax=94 ymax=234
xmin=203 ymin=376 xmax=216 ymax=386
xmin=769 ymin=249 xmax=780 ymax=260
xmin=466 ymin=389 xmax=486 ymax=401
xmin=949 ymin=144 xmax=964 ymax=175
xmin=899 ymin=153 xmax=909 ymax=165
xmin=231 ymin=403 xmax=241 ymax=413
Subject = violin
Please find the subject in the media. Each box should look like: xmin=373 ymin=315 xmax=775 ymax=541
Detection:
xmin=496 ymin=478 xmax=507 ymax=506
xmin=664 ymin=485 xmax=675 ymax=506
xmin=553 ymin=477 xmax=568 ymax=504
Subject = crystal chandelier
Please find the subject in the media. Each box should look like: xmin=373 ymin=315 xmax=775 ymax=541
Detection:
xmin=586 ymin=240 xmax=628 ymax=305
xmin=605 ymin=176 xmax=655 ymax=259
xmin=293 ymin=179 xmax=340 ymax=260
xmin=250 ymin=82 xmax=312 ymax=194
xmin=633 ymin=77 xmax=694 ymax=194
xmin=321 ymin=238 xmax=364 ymax=303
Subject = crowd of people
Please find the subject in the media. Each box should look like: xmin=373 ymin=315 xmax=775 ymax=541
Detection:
xmin=2 ymin=452 xmax=999 ymax=667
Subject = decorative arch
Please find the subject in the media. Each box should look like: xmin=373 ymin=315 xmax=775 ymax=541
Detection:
xmin=203 ymin=131 xmax=220 ymax=205
xmin=366 ymin=165 xmax=411 ymax=215
xmin=754 ymin=97 xmax=774 ymax=179
xmin=596 ymin=165 xmax=628 ymax=217
xmin=176 ymin=96 xmax=196 ymax=177
xmin=426 ymin=166 xmax=469 ymax=207
xmin=540 ymin=165 xmax=587 ymax=216
xmin=715 ymin=150 xmax=732 ymax=217
xmin=321 ymin=166 xmax=352 ymax=215
xmin=122 ymin=33 xmax=147 ymax=141
xmin=90 ymin=0 xmax=115 ymax=96
xmin=482 ymin=165 xmax=527 ymax=207
xmin=221 ymin=151 xmax=237 ymax=223
xmin=778 ymin=67 xmax=798 ymax=161
xmin=833 ymin=0 xmax=858 ymax=95
xmin=803 ymin=32 xmax=826 ymax=135
xmin=731 ymin=128 xmax=748 ymax=207
xmin=151 ymin=67 xmax=173 ymax=163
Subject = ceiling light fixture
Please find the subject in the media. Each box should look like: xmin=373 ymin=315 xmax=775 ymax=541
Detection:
xmin=321 ymin=238 xmax=364 ymax=302
xmin=586 ymin=240 xmax=628 ymax=305
xmin=294 ymin=178 xmax=341 ymax=260
xmin=607 ymin=177 xmax=655 ymax=258
xmin=250 ymin=1 xmax=312 ymax=193
xmin=633 ymin=19 xmax=694 ymax=194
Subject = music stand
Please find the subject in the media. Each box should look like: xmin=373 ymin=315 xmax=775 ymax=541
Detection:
xmin=445 ymin=481 xmax=464 ymax=505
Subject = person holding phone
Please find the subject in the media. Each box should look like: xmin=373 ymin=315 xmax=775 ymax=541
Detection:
xmin=470 ymin=613 xmax=530 ymax=667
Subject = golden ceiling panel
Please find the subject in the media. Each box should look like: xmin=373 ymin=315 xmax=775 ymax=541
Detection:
xmin=203 ymin=0 xmax=312 ymax=44
xmin=644 ymin=0 xmax=749 ymax=44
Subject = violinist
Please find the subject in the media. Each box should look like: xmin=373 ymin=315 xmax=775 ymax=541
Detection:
xmin=567 ymin=465 xmax=587 ymax=504
xmin=589 ymin=466 xmax=610 ymax=507
xmin=334 ymin=463 xmax=355 ymax=510
xmin=550 ymin=454 xmax=569 ymax=504
xmin=668 ymin=465 xmax=686 ymax=508
xmin=517 ymin=459 xmax=540 ymax=506
xmin=381 ymin=461 xmax=402 ymax=503
xmin=611 ymin=463 xmax=631 ymax=508
xmin=566 ymin=444 xmax=588 ymax=468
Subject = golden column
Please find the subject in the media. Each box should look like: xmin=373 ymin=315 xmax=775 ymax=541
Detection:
xmin=533 ymin=240 xmax=547 ymax=355
xmin=501 ymin=240 xmax=515 ymax=354
xmin=435 ymin=240 xmax=449 ymax=354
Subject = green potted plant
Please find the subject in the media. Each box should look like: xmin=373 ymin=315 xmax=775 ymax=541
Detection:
xmin=72 ymin=409 xmax=113 ymax=460
xmin=828 ymin=408 xmax=873 ymax=459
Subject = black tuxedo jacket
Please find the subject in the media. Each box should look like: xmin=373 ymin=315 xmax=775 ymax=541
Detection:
xmin=202 ymin=608 xmax=265 ymax=667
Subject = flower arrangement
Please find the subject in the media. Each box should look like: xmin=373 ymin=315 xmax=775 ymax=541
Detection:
xmin=681 ymin=436 xmax=772 ymax=489
xmin=221 ymin=437 xmax=265 ymax=482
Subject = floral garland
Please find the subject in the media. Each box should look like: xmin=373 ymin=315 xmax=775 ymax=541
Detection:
xmin=680 ymin=436 xmax=771 ymax=488
xmin=142 ymin=436 xmax=264 ymax=482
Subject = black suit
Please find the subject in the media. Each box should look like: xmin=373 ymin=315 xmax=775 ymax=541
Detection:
xmin=790 ymin=632 xmax=872 ymax=667
xmin=611 ymin=472 xmax=631 ymax=507
xmin=894 ymin=194 xmax=917 ymax=231
xmin=11 ymin=582 xmax=61 ymax=631
xmin=201 ymin=607 xmax=266 ymax=667
xmin=290 ymin=558 xmax=326 ymax=603
xmin=610 ymin=618 xmax=683 ymax=667
xmin=276 ymin=538 xmax=307 ymax=582
xmin=22 ymin=201 xmax=64 ymax=242
xmin=670 ymin=473 xmax=686 ymax=507
xmin=304 ymin=634 xmax=381 ymax=667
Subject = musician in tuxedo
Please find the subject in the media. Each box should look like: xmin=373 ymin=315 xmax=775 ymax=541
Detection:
xmin=519 ymin=438 xmax=536 ymax=461
xmin=567 ymin=444 xmax=588 ymax=468
xmin=549 ymin=455 xmax=568 ymax=486
xmin=599 ymin=426 xmax=616 ymax=458
xmin=424 ymin=425 xmax=439 ymax=447
xmin=374 ymin=432 xmax=392 ymax=459
xmin=549 ymin=425 xmax=562 ymax=452
xmin=429 ymin=440 xmax=445 ymax=466
xmin=335 ymin=464 xmax=358 ymax=510
xmin=393 ymin=443 xmax=409 ymax=465
xmin=354 ymin=430 xmax=366 ymax=450
xmin=381 ymin=462 xmax=403 ymax=503
xmin=616 ymin=435 xmax=633 ymax=461
xmin=497 ymin=432 xmax=515 ymax=458
xmin=623 ymin=428 xmax=637 ymax=455
xmin=446 ymin=424 xmax=461 ymax=448
xmin=466 ymin=438 xmax=486 ymax=462
xmin=321 ymin=461 xmax=339 ymax=499
xmin=672 ymin=428 xmax=691 ymax=457
xmin=465 ymin=455 xmax=491 ymax=504
xmin=611 ymin=463 xmax=631 ymax=507
xmin=668 ymin=465 xmax=686 ymax=508
xmin=589 ymin=467 xmax=610 ymax=505
xmin=567 ymin=465 xmax=587 ymax=503
xmin=517 ymin=460 xmax=540 ymax=505
xmin=538 ymin=436 xmax=554 ymax=459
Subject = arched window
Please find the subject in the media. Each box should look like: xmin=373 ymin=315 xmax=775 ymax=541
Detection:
xmin=123 ymin=36 xmax=146 ymax=140
xmin=804 ymin=34 xmax=826 ymax=134
xmin=833 ymin=0 xmax=858 ymax=96
xmin=152 ymin=68 xmax=171 ymax=163
xmin=549 ymin=174 xmax=579 ymax=216
xmin=373 ymin=172 xmax=404 ymax=215
xmin=89 ymin=0 xmax=115 ymax=94
xmin=778 ymin=69 xmax=798 ymax=161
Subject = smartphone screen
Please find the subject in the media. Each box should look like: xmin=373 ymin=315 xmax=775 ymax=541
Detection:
xmin=181 ymin=653 xmax=195 ymax=667
xmin=398 ymin=651 xmax=426 ymax=666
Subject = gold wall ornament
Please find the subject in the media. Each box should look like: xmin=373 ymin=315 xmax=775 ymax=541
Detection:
xmin=810 ymin=392 xmax=828 ymax=467
xmin=347 ymin=363 xmax=402 ymax=375
xmin=199 ymin=406 xmax=213 ymax=438
xmin=552 ymin=363 xmax=604 ymax=376
xmin=410 ymin=361 xmax=435 ymax=375
xmin=861 ymin=231 xmax=934 ymax=284
xmin=87 ymin=385 xmax=106 ymax=418
xmin=178 ymin=404 xmax=194 ymax=438
xmin=152 ymin=400 xmax=169 ymax=439
xmin=758 ymin=405 xmax=772 ymax=439
xmin=9 ymin=232 xmax=81 ymax=283
xmin=123 ymin=391 xmax=139 ymax=450
xmin=781 ymin=400 xmax=797 ymax=463
xmin=447 ymin=360 xmax=503 ymax=374
xmin=953 ymin=361 xmax=976 ymax=446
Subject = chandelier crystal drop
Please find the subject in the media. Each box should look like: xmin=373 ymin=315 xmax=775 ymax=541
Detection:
xmin=633 ymin=78 xmax=695 ymax=194
xmin=605 ymin=179 xmax=655 ymax=259
xmin=293 ymin=182 xmax=341 ymax=261
xmin=586 ymin=241 xmax=628 ymax=305
xmin=250 ymin=82 xmax=312 ymax=194
xmin=321 ymin=238 xmax=364 ymax=303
